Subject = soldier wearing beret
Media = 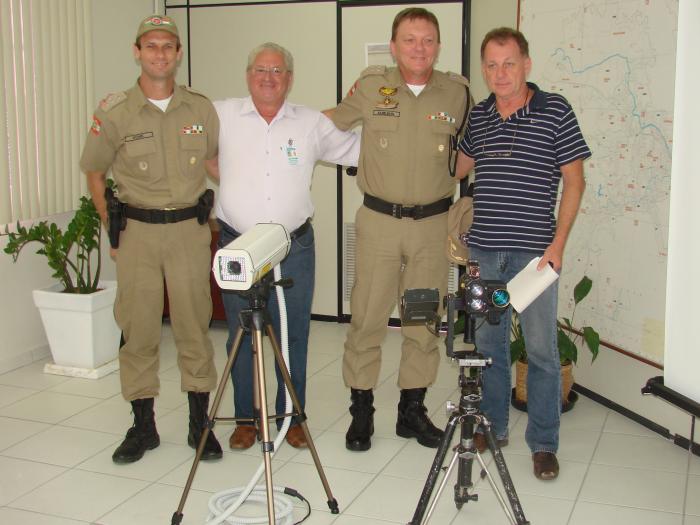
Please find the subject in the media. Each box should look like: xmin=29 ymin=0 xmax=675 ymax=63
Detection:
xmin=329 ymin=7 xmax=472 ymax=451
xmin=80 ymin=15 xmax=222 ymax=464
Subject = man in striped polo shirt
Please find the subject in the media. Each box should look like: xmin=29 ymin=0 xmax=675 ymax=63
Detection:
xmin=456 ymin=27 xmax=591 ymax=480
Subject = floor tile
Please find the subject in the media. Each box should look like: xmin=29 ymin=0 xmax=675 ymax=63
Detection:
xmin=0 ymin=358 xmax=71 ymax=390
xmin=290 ymin=430 xmax=405 ymax=474
xmin=77 ymin=441 xmax=193 ymax=482
xmin=60 ymin=395 xmax=139 ymax=434
xmin=1 ymin=320 xmax=697 ymax=525
xmin=0 ymin=390 xmax=102 ymax=424
xmin=687 ymin=474 xmax=700 ymax=516
xmin=2 ymin=425 xmax=119 ymax=467
xmin=592 ymin=432 xmax=689 ymax=473
xmin=579 ymin=463 xmax=685 ymax=513
xmin=0 ymin=507 xmax=89 ymax=524
xmin=0 ymin=416 xmax=49 ymax=451
xmin=8 ymin=469 xmax=148 ymax=523
xmin=47 ymin=372 xmax=122 ymax=399
xmin=345 ymin=474 xmax=457 ymax=524
xmin=0 ymin=383 xmax=39 ymax=408
xmin=0 ymin=456 xmax=66 ymax=506
xmin=273 ymin=460 xmax=375 ymax=512
xmin=96 ymin=482 xmax=213 ymax=525
xmin=569 ymin=501 xmax=683 ymax=525
xmin=603 ymin=411 xmax=661 ymax=438
xmin=559 ymin=394 xmax=609 ymax=432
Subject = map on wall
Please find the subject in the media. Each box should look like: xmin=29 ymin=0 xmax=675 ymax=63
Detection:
xmin=520 ymin=0 xmax=679 ymax=363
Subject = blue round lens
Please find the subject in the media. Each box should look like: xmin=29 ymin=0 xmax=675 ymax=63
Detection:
xmin=491 ymin=289 xmax=510 ymax=308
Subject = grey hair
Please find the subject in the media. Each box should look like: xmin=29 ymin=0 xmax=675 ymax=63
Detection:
xmin=247 ymin=42 xmax=294 ymax=72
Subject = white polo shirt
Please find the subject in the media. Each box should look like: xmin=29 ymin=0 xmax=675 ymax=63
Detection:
xmin=214 ymin=97 xmax=360 ymax=232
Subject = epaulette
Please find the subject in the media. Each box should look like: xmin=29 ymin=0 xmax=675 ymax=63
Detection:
xmin=446 ymin=71 xmax=471 ymax=87
xmin=360 ymin=65 xmax=386 ymax=79
xmin=98 ymin=92 xmax=127 ymax=112
xmin=183 ymin=85 xmax=209 ymax=99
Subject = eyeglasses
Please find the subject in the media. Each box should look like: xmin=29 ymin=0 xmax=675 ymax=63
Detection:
xmin=481 ymin=121 xmax=519 ymax=158
xmin=250 ymin=66 xmax=288 ymax=76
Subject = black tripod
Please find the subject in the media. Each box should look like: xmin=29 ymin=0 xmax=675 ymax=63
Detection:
xmin=172 ymin=274 xmax=338 ymax=525
xmin=408 ymin=316 xmax=530 ymax=525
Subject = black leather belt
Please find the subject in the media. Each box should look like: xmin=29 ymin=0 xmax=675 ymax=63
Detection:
xmin=363 ymin=194 xmax=452 ymax=220
xmin=291 ymin=218 xmax=311 ymax=239
xmin=124 ymin=205 xmax=197 ymax=224
xmin=219 ymin=218 xmax=311 ymax=239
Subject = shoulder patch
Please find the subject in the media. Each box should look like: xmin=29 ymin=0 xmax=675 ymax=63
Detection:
xmin=98 ymin=92 xmax=127 ymax=112
xmin=446 ymin=71 xmax=470 ymax=87
xmin=360 ymin=65 xmax=386 ymax=79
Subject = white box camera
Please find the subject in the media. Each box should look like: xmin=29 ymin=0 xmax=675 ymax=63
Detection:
xmin=213 ymin=223 xmax=291 ymax=291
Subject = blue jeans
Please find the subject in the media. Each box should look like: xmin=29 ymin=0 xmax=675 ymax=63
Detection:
xmin=218 ymin=220 xmax=315 ymax=426
xmin=469 ymin=247 xmax=560 ymax=454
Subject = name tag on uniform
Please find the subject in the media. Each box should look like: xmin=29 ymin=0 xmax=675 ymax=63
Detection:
xmin=372 ymin=109 xmax=400 ymax=118
xmin=124 ymin=132 xmax=154 ymax=142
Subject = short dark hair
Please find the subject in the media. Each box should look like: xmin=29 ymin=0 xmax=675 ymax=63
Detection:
xmin=480 ymin=27 xmax=529 ymax=60
xmin=391 ymin=7 xmax=440 ymax=43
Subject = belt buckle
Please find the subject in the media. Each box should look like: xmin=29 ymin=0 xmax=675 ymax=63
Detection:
xmin=391 ymin=204 xmax=403 ymax=219
xmin=151 ymin=209 xmax=166 ymax=223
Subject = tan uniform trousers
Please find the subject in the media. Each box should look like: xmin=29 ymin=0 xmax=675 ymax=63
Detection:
xmin=115 ymin=218 xmax=217 ymax=401
xmin=343 ymin=205 xmax=449 ymax=390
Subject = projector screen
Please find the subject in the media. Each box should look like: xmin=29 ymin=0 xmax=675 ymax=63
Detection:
xmin=664 ymin=0 xmax=700 ymax=405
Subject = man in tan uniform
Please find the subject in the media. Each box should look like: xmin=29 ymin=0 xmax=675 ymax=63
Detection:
xmin=80 ymin=15 xmax=222 ymax=464
xmin=331 ymin=7 xmax=471 ymax=450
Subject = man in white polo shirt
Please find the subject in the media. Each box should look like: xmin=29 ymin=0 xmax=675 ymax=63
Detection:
xmin=207 ymin=42 xmax=359 ymax=450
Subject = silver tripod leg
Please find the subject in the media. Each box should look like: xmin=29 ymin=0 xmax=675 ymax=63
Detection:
xmin=474 ymin=451 xmax=517 ymax=525
xmin=422 ymin=444 xmax=462 ymax=524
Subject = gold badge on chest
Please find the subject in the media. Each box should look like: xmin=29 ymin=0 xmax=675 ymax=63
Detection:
xmin=376 ymin=86 xmax=399 ymax=109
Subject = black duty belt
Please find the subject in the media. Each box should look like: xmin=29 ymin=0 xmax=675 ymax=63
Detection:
xmin=363 ymin=194 xmax=452 ymax=220
xmin=124 ymin=205 xmax=198 ymax=224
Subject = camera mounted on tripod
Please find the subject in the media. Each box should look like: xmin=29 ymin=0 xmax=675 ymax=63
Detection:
xmin=400 ymin=260 xmax=510 ymax=360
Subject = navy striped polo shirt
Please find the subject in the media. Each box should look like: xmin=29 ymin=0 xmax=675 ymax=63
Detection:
xmin=458 ymin=82 xmax=591 ymax=253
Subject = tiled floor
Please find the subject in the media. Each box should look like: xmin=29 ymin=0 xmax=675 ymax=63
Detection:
xmin=0 ymin=321 xmax=698 ymax=524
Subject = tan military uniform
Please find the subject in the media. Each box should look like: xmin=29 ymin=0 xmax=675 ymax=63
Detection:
xmin=333 ymin=66 xmax=470 ymax=390
xmin=80 ymin=83 xmax=219 ymax=401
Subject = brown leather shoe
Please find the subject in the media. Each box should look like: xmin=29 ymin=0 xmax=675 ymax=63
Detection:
xmin=533 ymin=451 xmax=559 ymax=480
xmin=285 ymin=425 xmax=308 ymax=448
xmin=228 ymin=425 xmax=257 ymax=450
xmin=473 ymin=432 xmax=509 ymax=454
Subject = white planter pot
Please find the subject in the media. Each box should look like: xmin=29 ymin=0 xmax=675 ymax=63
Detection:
xmin=33 ymin=280 xmax=120 ymax=376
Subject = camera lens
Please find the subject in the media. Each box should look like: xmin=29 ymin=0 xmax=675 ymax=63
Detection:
xmin=468 ymin=282 xmax=485 ymax=297
xmin=491 ymin=288 xmax=510 ymax=308
xmin=227 ymin=260 xmax=242 ymax=275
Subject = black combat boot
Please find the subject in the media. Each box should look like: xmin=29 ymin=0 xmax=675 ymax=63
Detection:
xmin=187 ymin=392 xmax=223 ymax=460
xmin=112 ymin=398 xmax=160 ymax=464
xmin=396 ymin=388 xmax=444 ymax=448
xmin=345 ymin=388 xmax=375 ymax=451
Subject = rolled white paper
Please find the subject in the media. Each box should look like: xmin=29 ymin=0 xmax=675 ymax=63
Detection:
xmin=507 ymin=257 xmax=559 ymax=313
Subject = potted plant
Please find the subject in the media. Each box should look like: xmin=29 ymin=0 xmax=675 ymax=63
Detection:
xmin=510 ymin=275 xmax=600 ymax=411
xmin=4 ymin=190 xmax=120 ymax=377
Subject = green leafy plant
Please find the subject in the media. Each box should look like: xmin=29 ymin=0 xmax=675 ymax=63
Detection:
xmin=510 ymin=275 xmax=600 ymax=365
xmin=4 ymin=194 xmax=103 ymax=294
